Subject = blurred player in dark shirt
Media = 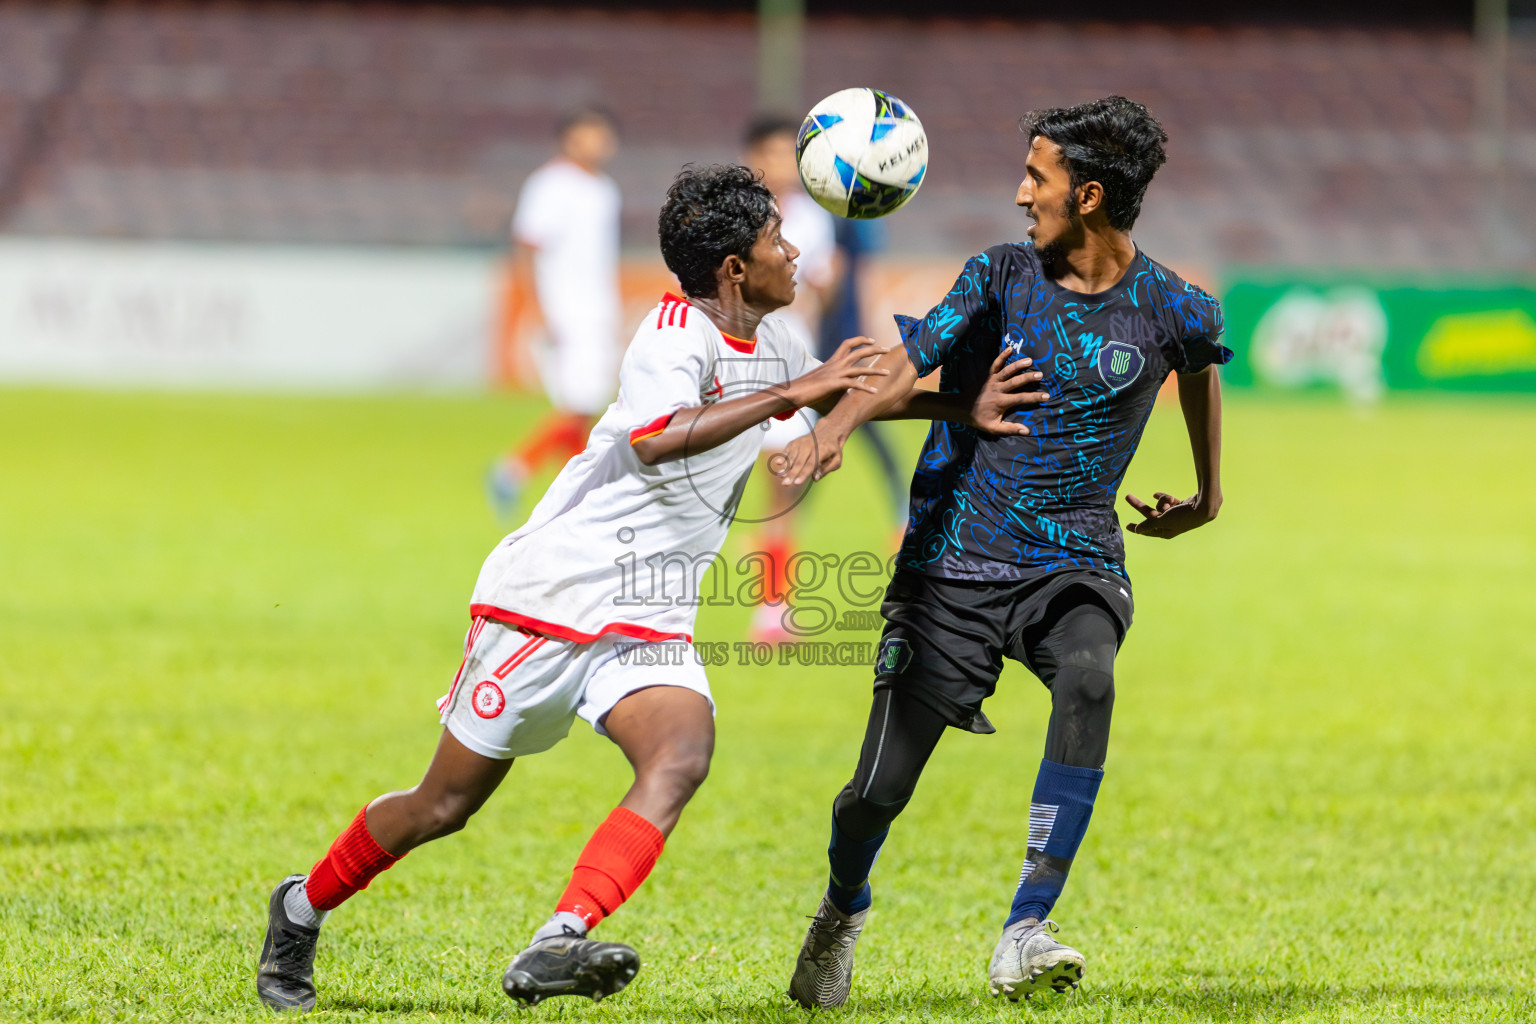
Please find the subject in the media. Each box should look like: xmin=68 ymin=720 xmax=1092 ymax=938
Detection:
xmin=815 ymin=217 xmax=908 ymax=529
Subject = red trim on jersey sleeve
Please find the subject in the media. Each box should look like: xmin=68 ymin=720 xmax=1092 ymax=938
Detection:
xmin=628 ymin=411 xmax=676 ymax=445
xmin=772 ymin=408 xmax=799 ymax=421
xmin=469 ymin=605 xmax=694 ymax=645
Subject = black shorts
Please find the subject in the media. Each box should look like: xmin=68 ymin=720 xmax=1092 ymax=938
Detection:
xmin=872 ymin=568 xmax=1134 ymax=734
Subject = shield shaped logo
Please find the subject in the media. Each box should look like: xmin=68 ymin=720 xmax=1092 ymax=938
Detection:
xmin=875 ymin=637 xmax=912 ymax=677
xmin=1097 ymin=341 xmax=1144 ymax=390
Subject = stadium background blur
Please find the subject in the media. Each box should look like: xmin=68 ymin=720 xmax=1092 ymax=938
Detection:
xmin=1 ymin=0 xmax=1534 ymax=391
xmin=2 ymin=3 xmax=1534 ymax=1023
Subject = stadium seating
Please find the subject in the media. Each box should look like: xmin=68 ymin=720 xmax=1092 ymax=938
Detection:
xmin=0 ymin=2 xmax=1529 ymax=270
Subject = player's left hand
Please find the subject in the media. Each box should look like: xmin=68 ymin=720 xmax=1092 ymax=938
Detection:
xmin=1123 ymin=490 xmax=1221 ymax=539
xmin=780 ymin=336 xmax=891 ymax=410
xmin=967 ymin=350 xmax=1049 ymax=435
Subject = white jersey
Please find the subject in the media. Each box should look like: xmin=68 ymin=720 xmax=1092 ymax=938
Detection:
xmin=512 ymin=160 xmax=621 ymax=329
xmin=513 ymin=155 xmax=620 ymax=356
xmin=512 ymin=161 xmax=622 ymax=415
xmin=470 ymin=292 xmax=819 ymax=642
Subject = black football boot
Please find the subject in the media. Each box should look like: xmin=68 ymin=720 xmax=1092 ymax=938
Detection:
xmin=256 ymin=874 xmax=320 ymax=1013
xmin=501 ymin=928 xmax=640 ymax=1006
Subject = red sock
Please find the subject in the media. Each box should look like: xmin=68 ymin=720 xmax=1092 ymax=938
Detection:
xmin=517 ymin=413 xmax=590 ymax=471
xmin=762 ymin=535 xmax=792 ymax=602
xmin=304 ymin=806 xmax=402 ymax=911
xmin=556 ymin=807 xmax=666 ymax=931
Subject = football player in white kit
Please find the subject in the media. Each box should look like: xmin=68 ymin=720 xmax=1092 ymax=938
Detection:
xmin=257 ymin=165 xmax=1048 ymax=1013
xmin=489 ymin=107 xmax=623 ymax=518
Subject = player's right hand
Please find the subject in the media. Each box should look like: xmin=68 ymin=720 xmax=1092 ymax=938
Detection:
xmin=777 ymin=424 xmax=843 ymax=486
xmin=779 ymin=336 xmax=891 ymax=410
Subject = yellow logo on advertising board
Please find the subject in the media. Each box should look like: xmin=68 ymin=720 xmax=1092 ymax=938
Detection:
xmin=1417 ymin=309 xmax=1536 ymax=378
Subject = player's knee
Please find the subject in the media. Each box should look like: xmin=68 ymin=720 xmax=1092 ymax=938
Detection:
xmin=861 ymin=778 xmax=916 ymax=815
xmin=670 ymin=745 xmax=713 ymax=794
xmin=1054 ymin=663 xmax=1115 ymax=712
xmin=418 ymin=790 xmax=478 ymax=840
xmin=836 ymin=758 xmax=921 ymax=833
xmin=645 ymin=742 xmax=713 ymax=798
xmin=833 ymin=786 xmax=908 ymax=838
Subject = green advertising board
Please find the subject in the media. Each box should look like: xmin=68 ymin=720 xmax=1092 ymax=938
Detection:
xmin=1222 ymin=279 xmax=1536 ymax=396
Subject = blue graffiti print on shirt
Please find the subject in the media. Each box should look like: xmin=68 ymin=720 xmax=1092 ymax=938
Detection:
xmin=895 ymin=241 xmax=1231 ymax=582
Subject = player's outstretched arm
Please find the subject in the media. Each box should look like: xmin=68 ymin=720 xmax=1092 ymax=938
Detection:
xmin=778 ymin=342 xmax=920 ymax=485
xmin=1124 ymin=365 xmax=1224 ymax=539
xmin=781 ymin=348 xmax=1050 ymax=484
xmin=874 ymin=349 xmax=1049 ymax=433
xmin=630 ymin=338 xmax=889 ymax=466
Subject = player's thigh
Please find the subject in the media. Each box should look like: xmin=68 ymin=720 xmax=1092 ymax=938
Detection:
xmin=1015 ymin=586 xmax=1123 ymax=684
xmin=875 ymin=572 xmax=1011 ymax=732
xmin=407 ymin=728 xmax=514 ymax=814
xmin=438 ymin=620 xmax=595 ymax=760
xmin=846 ymin=686 xmax=949 ymax=805
xmin=581 ymin=639 xmax=715 ymax=770
xmin=603 ymin=687 xmax=715 ymax=781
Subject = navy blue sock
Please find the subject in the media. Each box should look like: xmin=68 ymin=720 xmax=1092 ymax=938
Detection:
xmin=825 ymin=814 xmax=887 ymax=914
xmin=1005 ymin=759 xmax=1103 ymax=927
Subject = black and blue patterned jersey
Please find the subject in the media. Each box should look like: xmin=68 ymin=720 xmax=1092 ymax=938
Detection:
xmin=896 ymin=242 xmax=1231 ymax=582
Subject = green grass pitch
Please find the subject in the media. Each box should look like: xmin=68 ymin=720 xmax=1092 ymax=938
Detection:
xmin=2 ymin=387 xmax=1533 ymax=1023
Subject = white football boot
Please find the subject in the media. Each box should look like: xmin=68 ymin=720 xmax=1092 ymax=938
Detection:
xmin=787 ymin=896 xmax=868 ymax=1008
xmin=987 ymin=917 xmax=1085 ymax=1000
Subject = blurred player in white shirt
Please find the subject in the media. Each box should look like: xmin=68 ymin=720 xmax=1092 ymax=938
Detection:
xmin=256 ymin=164 xmax=1047 ymax=1013
xmin=489 ymin=107 xmax=623 ymax=517
xmin=742 ymin=117 xmax=839 ymax=642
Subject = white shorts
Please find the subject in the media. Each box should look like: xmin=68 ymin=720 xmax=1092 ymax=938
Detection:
xmin=437 ymin=618 xmax=714 ymax=760
xmin=538 ymin=319 xmax=619 ymax=416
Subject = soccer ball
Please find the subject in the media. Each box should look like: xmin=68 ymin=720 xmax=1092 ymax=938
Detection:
xmin=795 ymin=87 xmax=927 ymax=219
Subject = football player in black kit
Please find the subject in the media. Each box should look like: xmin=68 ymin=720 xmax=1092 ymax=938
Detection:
xmin=780 ymin=96 xmax=1233 ymax=1006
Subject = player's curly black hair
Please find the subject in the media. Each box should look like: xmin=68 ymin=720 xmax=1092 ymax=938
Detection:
xmin=1020 ymin=96 xmax=1168 ymax=231
xmin=658 ymin=164 xmax=777 ymax=299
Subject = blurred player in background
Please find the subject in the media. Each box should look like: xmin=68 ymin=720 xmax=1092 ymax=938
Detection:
xmin=740 ymin=116 xmax=838 ymax=643
xmin=256 ymin=164 xmax=1044 ymax=1014
xmin=781 ymin=96 xmax=1231 ymax=1007
xmin=487 ymin=107 xmax=622 ymax=518
xmin=816 ymin=217 xmax=908 ymax=531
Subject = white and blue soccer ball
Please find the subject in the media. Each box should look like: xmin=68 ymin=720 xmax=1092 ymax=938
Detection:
xmin=795 ymin=87 xmax=927 ymax=220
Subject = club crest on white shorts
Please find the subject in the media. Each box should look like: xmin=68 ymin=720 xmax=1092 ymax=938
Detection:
xmin=471 ymin=680 xmax=506 ymax=718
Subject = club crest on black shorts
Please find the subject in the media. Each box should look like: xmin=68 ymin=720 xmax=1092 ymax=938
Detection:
xmin=875 ymin=636 xmax=912 ymax=677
